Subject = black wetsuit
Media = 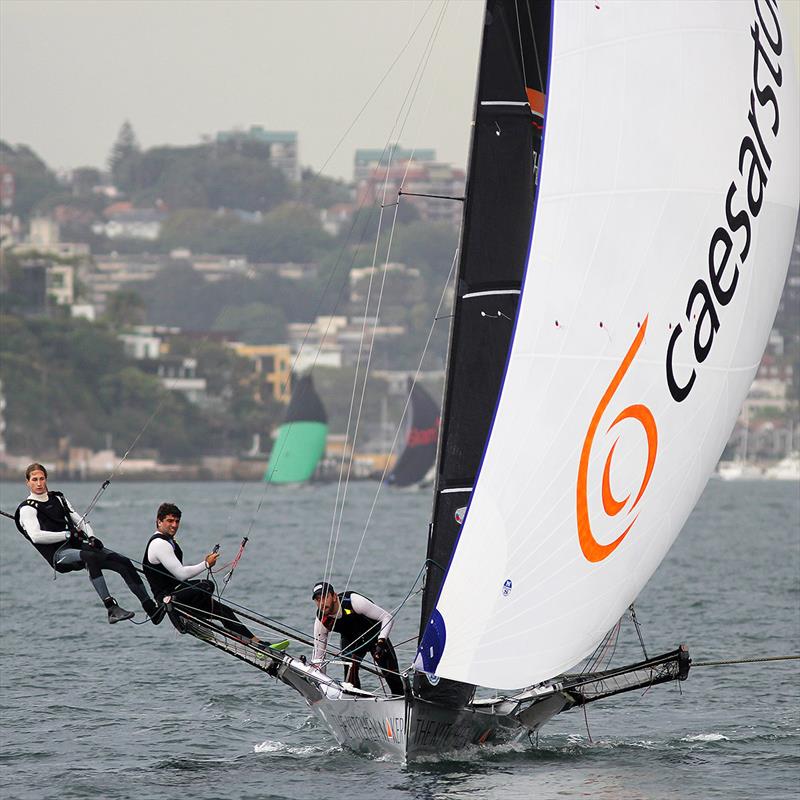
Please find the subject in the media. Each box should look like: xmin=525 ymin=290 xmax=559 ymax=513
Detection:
xmin=142 ymin=533 xmax=254 ymax=640
xmin=324 ymin=591 xmax=403 ymax=695
xmin=15 ymin=491 xmax=152 ymax=608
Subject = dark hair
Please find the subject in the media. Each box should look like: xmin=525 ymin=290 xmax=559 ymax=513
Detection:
xmin=25 ymin=462 xmax=48 ymax=480
xmin=157 ymin=502 xmax=182 ymax=522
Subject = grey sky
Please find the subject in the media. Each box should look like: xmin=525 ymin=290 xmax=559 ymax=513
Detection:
xmin=1 ymin=0 xmax=484 ymax=181
xmin=2 ymin=1 xmax=799 ymax=183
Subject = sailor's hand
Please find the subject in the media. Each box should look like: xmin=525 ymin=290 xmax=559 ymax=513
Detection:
xmin=374 ymin=638 xmax=388 ymax=661
xmin=205 ymin=551 xmax=219 ymax=567
xmin=68 ymin=530 xmax=87 ymax=546
xmin=87 ymin=536 xmax=104 ymax=550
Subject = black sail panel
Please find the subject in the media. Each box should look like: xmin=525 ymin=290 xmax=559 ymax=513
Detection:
xmin=414 ymin=0 xmax=551 ymax=705
xmin=387 ymin=381 xmax=440 ymax=487
xmin=284 ymin=374 xmax=327 ymax=424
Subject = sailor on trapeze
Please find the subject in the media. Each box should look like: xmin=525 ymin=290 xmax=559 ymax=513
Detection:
xmin=311 ymin=581 xmax=404 ymax=695
xmin=142 ymin=502 xmax=288 ymax=651
xmin=14 ymin=462 xmax=161 ymax=624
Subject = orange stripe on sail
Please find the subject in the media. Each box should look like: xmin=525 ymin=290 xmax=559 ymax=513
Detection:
xmin=526 ymin=88 xmax=545 ymax=115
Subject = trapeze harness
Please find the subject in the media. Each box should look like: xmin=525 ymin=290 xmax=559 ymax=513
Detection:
xmin=323 ymin=591 xmax=382 ymax=658
xmin=14 ymin=492 xmax=84 ymax=573
xmin=142 ymin=533 xmax=184 ymax=600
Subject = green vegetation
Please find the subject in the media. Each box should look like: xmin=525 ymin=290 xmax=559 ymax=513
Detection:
xmin=0 ymin=142 xmax=60 ymax=219
xmin=0 ymin=129 xmax=465 ymax=462
xmin=158 ymin=203 xmax=331 ymax=262
xmin=0 ymin=313 xmax=283 ymax=461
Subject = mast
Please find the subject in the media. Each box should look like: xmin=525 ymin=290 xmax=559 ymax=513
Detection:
xmin=414 ymin=0 xmax=551 ymax=705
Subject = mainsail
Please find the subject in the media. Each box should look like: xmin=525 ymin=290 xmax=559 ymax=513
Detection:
xmin=387 ymin=380 xmax=440 ymax=487
xmin=415 ymin=0 xmax=550 ymax=705
xmin=422 ymin=0 xmax=799 ymax=690
xmin=265 ymin=374 xmax=328 ymax=484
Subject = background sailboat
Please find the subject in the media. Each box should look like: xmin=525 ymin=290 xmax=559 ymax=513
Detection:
xmin=386 ymin=379 xmax=440 ymax=488
xmin=717 ymin=405 xmax=764 ymax=479
xmin=264 ymin=374 xmax=328 ymax=484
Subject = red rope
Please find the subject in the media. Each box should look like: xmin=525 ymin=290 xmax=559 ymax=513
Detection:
xmin=220 ymin=537 xmax=248 ymax=594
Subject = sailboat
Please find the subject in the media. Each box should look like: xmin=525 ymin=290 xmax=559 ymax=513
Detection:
xmin=386 ymin=379 xmax=440 ymax=488
xmin=717 ymin=404 xmax=763 ymax=479
xmin=264 ymin=374 xmax=328 ymax=483
xmin=169 ymin=0 xmax=798 ymax=760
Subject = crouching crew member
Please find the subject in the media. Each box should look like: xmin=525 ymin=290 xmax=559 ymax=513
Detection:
xmin=311 ymin=581 xmax=404 ymax=695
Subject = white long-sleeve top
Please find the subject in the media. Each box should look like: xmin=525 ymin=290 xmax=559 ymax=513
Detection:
xmin=18 ymin=492 xmax=94 ymax=545
xmin=312 ymin=592 xmax=394 ymax=667
xmin=145 ymin=535 xmax=208 ymax=581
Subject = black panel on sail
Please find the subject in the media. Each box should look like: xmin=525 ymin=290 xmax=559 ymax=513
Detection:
xmin=387 ymin=380 xmax=440 ymax=488
xmin=414 ymin=0 xmax=551 ymax=706
xmin=284 ymin=374 xmax=327 ymax=424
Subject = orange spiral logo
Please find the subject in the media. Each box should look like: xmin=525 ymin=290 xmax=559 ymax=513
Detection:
xmin=577 ymin=316 xmax=657 ymax=563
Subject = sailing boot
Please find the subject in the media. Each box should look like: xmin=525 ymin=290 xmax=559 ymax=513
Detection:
xmin=142 ymin=598 xmax=166 ymax=625
xmin=251 ymin=638 xmax=290 ymax=653
xmin=104 ymin=596 xmax=135 ymax=624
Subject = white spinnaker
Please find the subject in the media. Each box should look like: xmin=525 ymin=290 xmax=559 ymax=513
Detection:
xmin=431 ymin=0 xmax=799 ymax=690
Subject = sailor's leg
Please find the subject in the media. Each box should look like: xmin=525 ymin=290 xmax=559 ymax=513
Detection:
xmin=53 ymin=548 xmax=84 ymax=573
xmin=171 ymin=582 xmax=253 ymax=638
xmin=345 ymin=659 xmax=362 ymax=689
xmin=78 ymin=549 xmax=112 ymax=601
xmin=94 ymin=549 xmax=152 ymax=606
xmin=342 ymin=640 xmax=366 ymax=689
xmin=79 ymin=548 xmax=134 ymax=622
xmin=372 ymin=639 xmax=404 ymax=695
xmin=210 ymin=598 xmax=254 ymax=639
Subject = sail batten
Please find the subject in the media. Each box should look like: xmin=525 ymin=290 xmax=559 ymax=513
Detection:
xmin=426 ymin=0 xmax=799 ymax=690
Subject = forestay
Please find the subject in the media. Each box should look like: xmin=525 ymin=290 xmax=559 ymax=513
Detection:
xmin=425 ymin=0 xmax=799 ymax=689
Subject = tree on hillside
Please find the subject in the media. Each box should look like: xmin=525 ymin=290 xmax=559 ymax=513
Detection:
xmin=108 ymin=120 xmax=141 ymax=188
xmin=0 ymin=141 xmax=60 ymax=219
xmin=203 ymin=155 xmax=289 ymax=212
xmin=212 ymin=302 xmax=287 ymax=344
xmin=298 ymin=168 xmax=352 ymax=209
xmin=384 ymin=221 xmax=458 ymax=277
xmin=105 ymin=289 xmax=146 ymax=327
xmin=71 ymin=167 xmax=103 ymax=198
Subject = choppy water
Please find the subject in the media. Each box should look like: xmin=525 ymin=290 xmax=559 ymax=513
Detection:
xmin=0 ymin=478 xmax=797 ymax=799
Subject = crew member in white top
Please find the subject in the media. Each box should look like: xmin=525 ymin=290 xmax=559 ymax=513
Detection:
xmin=143 ymin=502 xmax=287 ymax=651
xmin=15 ymin=462 xmax=160 ymax=624
xmin=311 ymin=581 xmax=404 ymax=695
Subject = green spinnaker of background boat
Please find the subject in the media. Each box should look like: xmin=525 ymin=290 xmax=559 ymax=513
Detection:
xmin=265 ymin=374 xmax=328 ymax=483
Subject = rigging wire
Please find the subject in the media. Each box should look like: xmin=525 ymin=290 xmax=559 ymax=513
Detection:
xmin=321 ymin=0 xmax=451 ymax=593
xmin=340 ymin=247 xmax=458 ymax=608
xmin=47 ymin=1 xmax=443 ymax=586
xmin=629 ymin=603 xmax=649 ymax=660
xmin=522 ymin=0 xmax=545 ymax=94
xmin=513 ymin=0 xmax=529 ymax=93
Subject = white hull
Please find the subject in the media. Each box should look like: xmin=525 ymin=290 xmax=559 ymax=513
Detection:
xmin=273 ymin=654 xmax=565 ymax=760
xmin=765 ymin=454 xmax=800 ymax=481
xmin=173 ymin=607 xmax=689 ymax=760
xmin=716 ymin=461 xmax=765 ymax=480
